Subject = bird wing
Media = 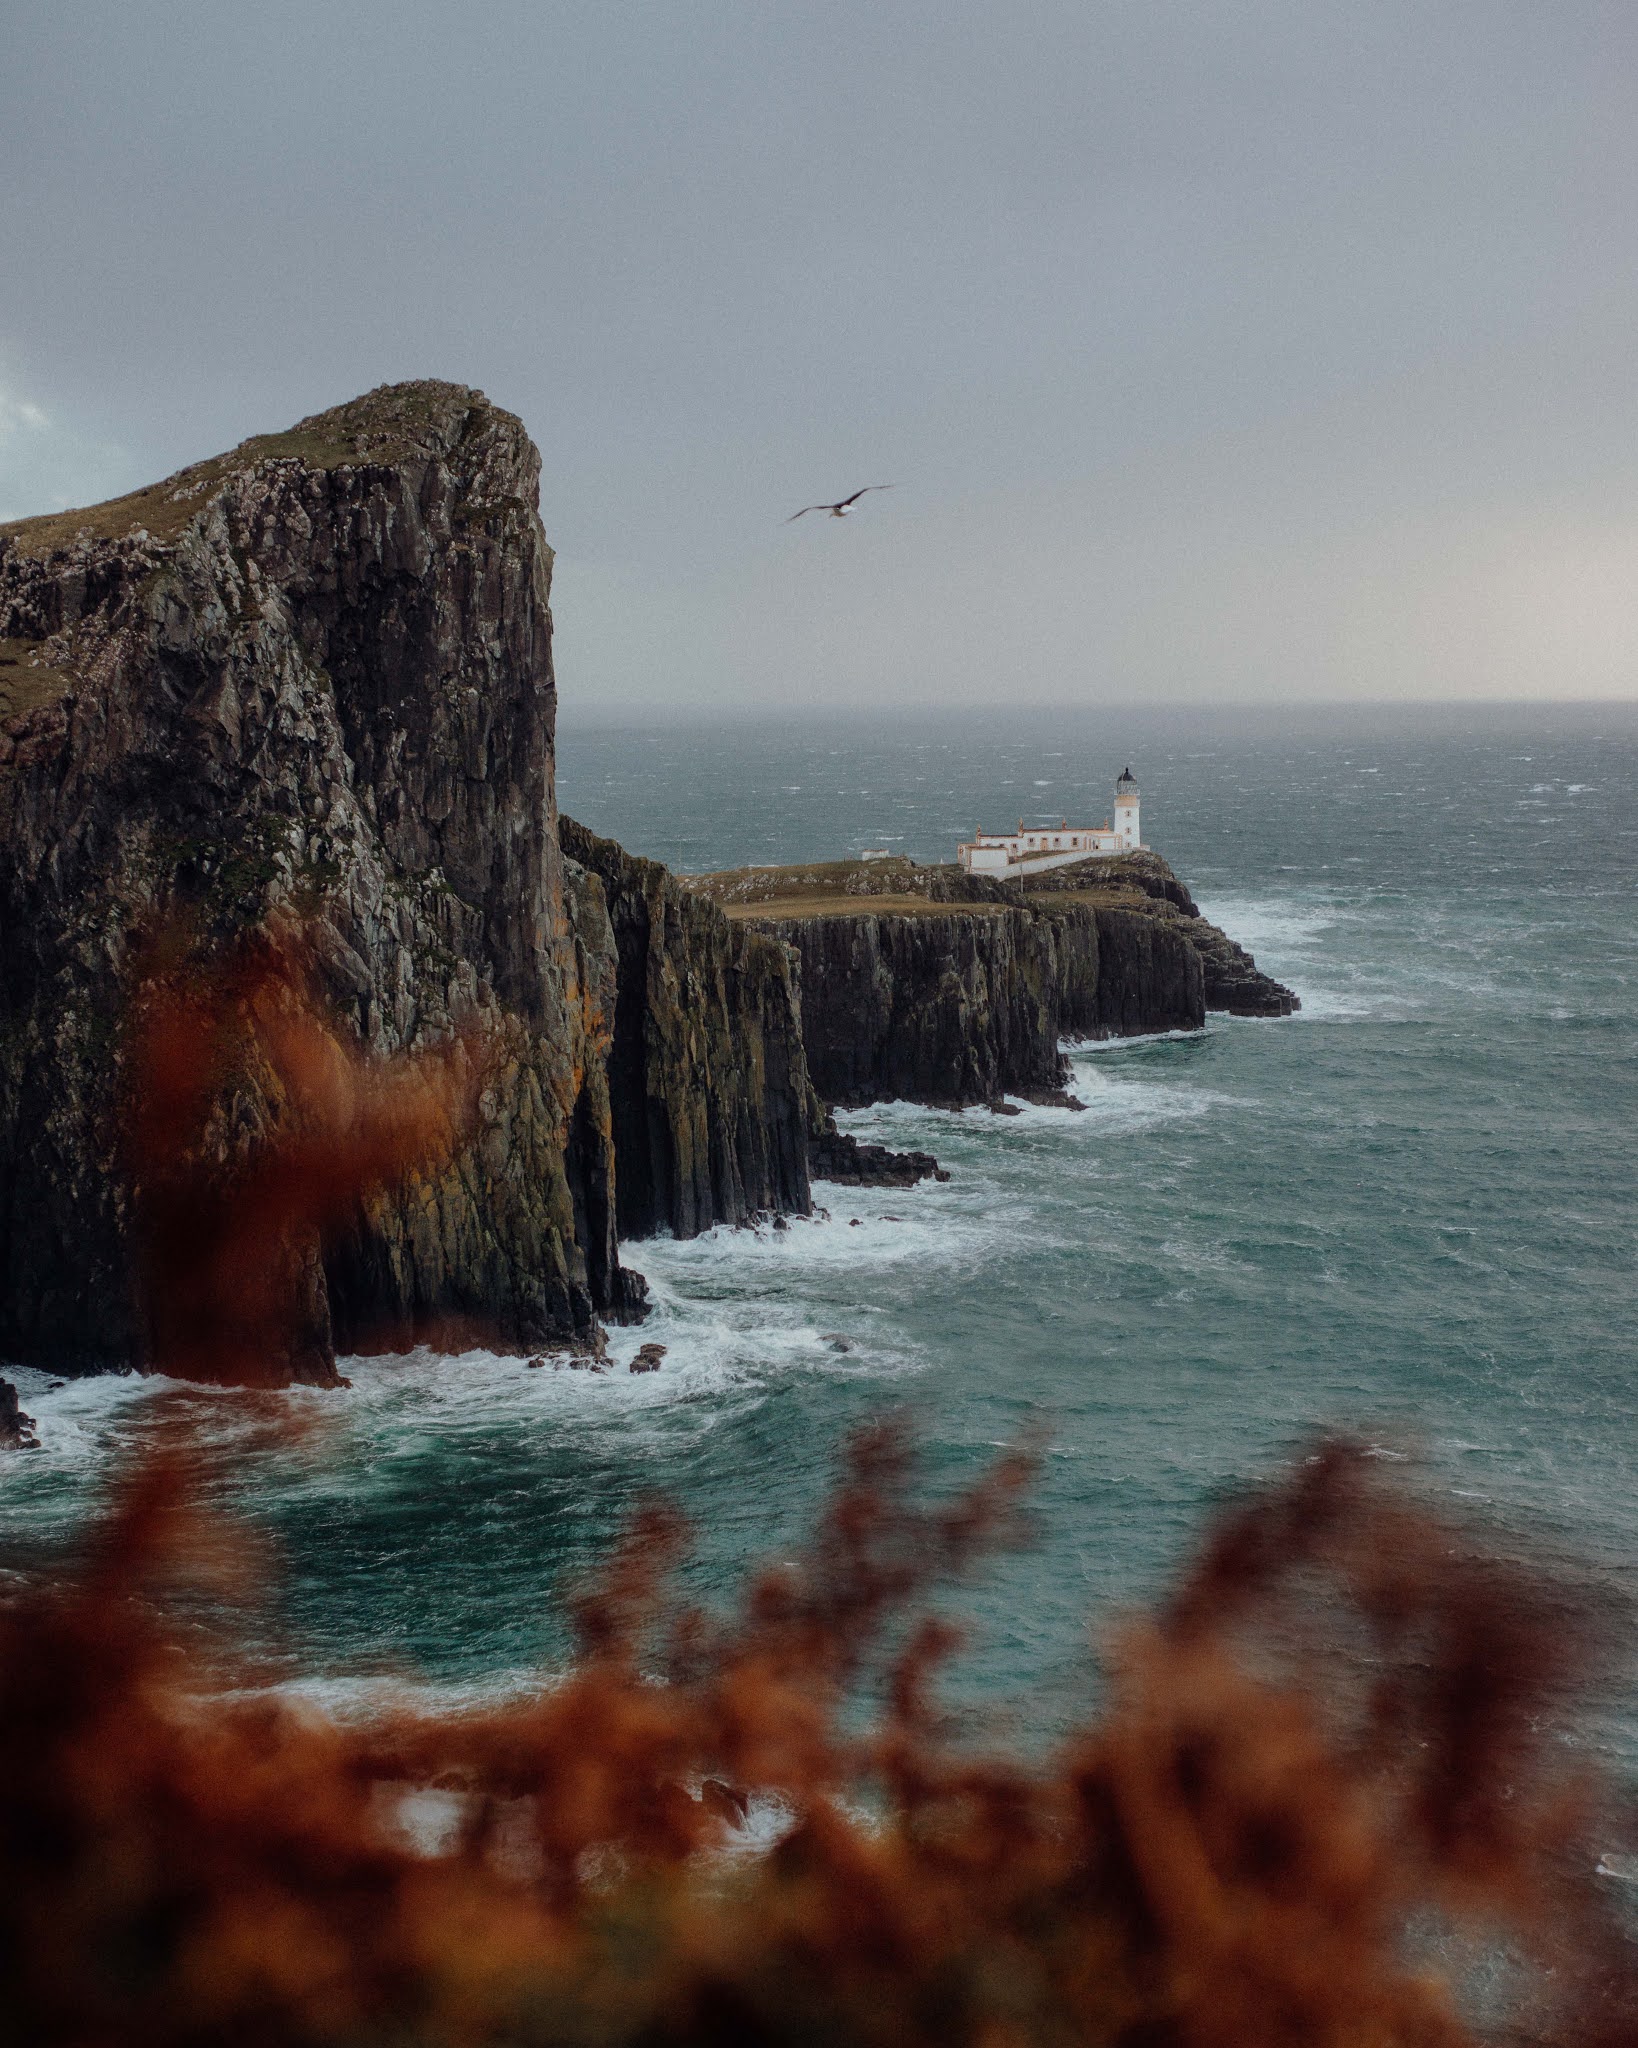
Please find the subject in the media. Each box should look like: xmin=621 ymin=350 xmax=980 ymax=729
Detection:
xmin=786 ymin=505 xmax=825 ymax=522
xmin=836 ymin=485 xmax=896 ymax=508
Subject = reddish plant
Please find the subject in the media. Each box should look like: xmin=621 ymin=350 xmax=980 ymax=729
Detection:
xmin=1 ymin=1433 xmax=1633 ymax=2047
xmin=2 ymin=938 xmax=1632 ymax=2045
xmin=124 ymin=927 xmax=487 ymax=1385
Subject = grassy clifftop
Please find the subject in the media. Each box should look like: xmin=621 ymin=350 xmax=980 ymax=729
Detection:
xmin=0 ymin=381 xmax=493 ymax=556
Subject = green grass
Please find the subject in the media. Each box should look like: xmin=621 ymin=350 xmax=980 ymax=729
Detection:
xmin=0 ymin=638 xmax=77 ymax=721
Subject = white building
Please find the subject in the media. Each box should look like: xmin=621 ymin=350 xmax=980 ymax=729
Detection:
xmin=958 ymin=768 xmax=1141 ymax=876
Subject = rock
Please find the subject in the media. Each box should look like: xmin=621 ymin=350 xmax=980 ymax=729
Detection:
xmin=0 ymin=382 xmax=644 ymax=1379
xmin=808 ymin=1120 xmax=947 ymax=1188
xmin=558 ymin=820 xmax=813 ymax=1242
xmin=772 ymin=1214 xmax=789 ymax=1232
xmin=849 ymin=1218 xmax=862 ymax=1227
xmin=697 ymin=845 xmax=1294 ymax=1112
xmin=0 ymin=1379 xmax=39 ymax=1450
xmin=700 ymin=1778 xmax=750 ymax=1827
xmin=986 ymin=1099 xmax=1024 ymax=1117
xmin=525 ymin=1355 xmax=547 ymax=1370
xmin=751 ymin=896 xmax=1077 ymax=1108
xmin=629 ymin=1342 xmax=666 ymax=1374
xmin=1022 ymin=849 xmax=1299 ymax=1019
xmin=820 ymin=1332 xmax=853 ymax=1353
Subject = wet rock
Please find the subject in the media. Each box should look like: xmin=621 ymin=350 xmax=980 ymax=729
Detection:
xmin=821 ymin=1333 xmax=853 ymax=1353
xmin=700 ymin=1778 xmax=750 ymax=1827
xmin=525 ymin=1355 xmax=548 ymax=1370
xmin=629 ymin=1342 xmax=666 ymax=1374
xmin=0 ymin=1379 xmax=39 ymax=1450
xmin=809 ymin=1121 xmax=947 ymax=1188
xmin=985 ymin=1098 xmax=1024 ymax=1116
xmin=772 ymin=1214 xmax=789 ymax=1232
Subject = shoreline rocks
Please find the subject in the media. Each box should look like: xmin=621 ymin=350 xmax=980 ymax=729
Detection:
xmin=0 ymin=1379 xmax=39 ymax=1450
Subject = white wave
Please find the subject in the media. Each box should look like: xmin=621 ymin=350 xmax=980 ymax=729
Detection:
xmin=220 ymin=1663 xmax=549 ymax=1723
xmin=828 ymin=1060 xmax=1244 ymax=1151
xmin=1068 ymin=1024 xmax=1221 ymax=1055
xmin=1190 ymin=894 xmax=1341 ymax=962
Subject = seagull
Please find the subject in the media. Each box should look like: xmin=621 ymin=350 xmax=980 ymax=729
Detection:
xmin=786 ymin=485 xmax=896 ymax=522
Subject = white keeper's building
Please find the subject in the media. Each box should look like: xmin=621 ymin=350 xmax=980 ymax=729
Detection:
xmin=958 ymin=768 xmax=1142 ymax=877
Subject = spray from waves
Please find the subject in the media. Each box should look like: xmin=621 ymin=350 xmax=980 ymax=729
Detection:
xmin=833 ymin=1070 xmax=1244 ymax=1152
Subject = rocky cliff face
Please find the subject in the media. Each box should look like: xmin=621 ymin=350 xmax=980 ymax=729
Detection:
xmin=558 ymin=819 xmax=813 ymax=1237
xmin=0 ymin=384 xmax=651 ymax=1378
xmin=761 ymin=906 xmax=1067 ymax=1110
xmin=0 ymin=383 xmax=1296 ymax=1382
xmin=688 ymin=853 xmax=1229 ymax=1109
xmin=1021 ymin=850 xmax=1299 ymax=1019
xmin=0 ymin=1380 xmax=39 ymax=1450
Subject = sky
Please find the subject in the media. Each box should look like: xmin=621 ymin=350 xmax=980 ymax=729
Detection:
xmin=2 ymin=1 xmax=1635 ymax=716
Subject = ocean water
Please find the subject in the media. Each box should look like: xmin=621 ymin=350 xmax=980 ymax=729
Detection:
xmin=4 ymin=704 xmax=1636 ymax=1762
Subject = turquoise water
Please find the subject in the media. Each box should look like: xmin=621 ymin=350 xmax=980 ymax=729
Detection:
xmin=4 ymin=705 xmax=1636 ymax=1759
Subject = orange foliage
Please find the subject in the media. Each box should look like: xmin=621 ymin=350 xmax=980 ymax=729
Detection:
xmin=1 ymin=1433 xmax=1634 ymax=2047
xmin=124 ymin=928 xmax=487 ymax=1384
xmin=2 ymin=936 xmax=1633 ymax=2044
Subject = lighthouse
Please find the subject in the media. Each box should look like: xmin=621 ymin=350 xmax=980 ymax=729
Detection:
xmin=1114 ymin=766 xmax=1140 ymax=850
xmin=957 ymin=767 xmax=1146 ymax=874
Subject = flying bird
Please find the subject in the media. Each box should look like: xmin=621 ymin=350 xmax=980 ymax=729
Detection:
xmin=786 ymin=485 xmax=896 ymax=522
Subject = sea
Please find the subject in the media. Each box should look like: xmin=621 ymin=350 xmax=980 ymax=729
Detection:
xmin=3 ymin=702 xmax=1636 ymax=1768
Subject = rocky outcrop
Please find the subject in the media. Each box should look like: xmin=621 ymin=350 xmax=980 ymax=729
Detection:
xmin=1022 ymin=851 xmax=1299 ymax=1019
xmin=808 ymin=1119 xmax=948 ymax=1188
xmin=0 ymin=384 xmax=649 ymax=1379
xmin=690 ymin=855 xmax=1220 ymax=1110
xmin=0 ymin=1379 xmax=39 ymax=1450
xmin=760 ymin=905 xmax=1069 ymax=1110
xmin=558 ymin=819 xmax=813 ymax=1239
xmin=0 ymin=383 xmax=1295 ymax=1382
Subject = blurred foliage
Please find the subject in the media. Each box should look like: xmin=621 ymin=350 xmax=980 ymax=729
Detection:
xmin=1 ymin=934 xmax=1634 ymax=2047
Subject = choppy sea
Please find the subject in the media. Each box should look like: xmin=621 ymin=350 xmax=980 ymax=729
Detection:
xmin=4 ymin=703 xmax=1636 ymax=1764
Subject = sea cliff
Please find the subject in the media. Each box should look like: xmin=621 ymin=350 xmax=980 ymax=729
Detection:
xmin=687 ymin=851 xmax=1294 ymax=1109
xmin=0 ymin=381 xmax=1294 ymax=1384
xmin=0 ymin=383 xmax=802 ymax=1379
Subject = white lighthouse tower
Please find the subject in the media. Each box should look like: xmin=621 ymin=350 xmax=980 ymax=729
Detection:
xmin=957 ymin=766 xmax=1146 ymax=873
xmin=1114 ymin=767 xmax=1141 ymax=849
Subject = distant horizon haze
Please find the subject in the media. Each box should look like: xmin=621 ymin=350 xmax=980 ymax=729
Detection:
xmin=4 ymin=1 xmax=1635 ymax=711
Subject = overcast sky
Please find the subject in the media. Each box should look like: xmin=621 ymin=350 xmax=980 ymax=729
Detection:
xmin=3 ymin=2 xmax=1635 ymax=714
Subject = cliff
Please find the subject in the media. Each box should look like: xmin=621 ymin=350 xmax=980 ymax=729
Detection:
xmin=557 ymin=819 xmax=812 ymax=1237
xmin=687 ymin=849 xmax=1291 ymax=1109
xmin=0 ymin=382 xmax=1294 ymax=1383
xmin=1020 ymin=849 xmax=1298 ymax=1019
xmin=0 ymin=383 xmax=797 ymax=1380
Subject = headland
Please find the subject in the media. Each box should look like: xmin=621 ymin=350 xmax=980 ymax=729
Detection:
xmin=0 ymin=381 xmax=1294 ymax=1387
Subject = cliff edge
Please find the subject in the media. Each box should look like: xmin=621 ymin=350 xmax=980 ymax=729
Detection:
xmin=0 ymin=382 xmax=1297 ymax=1383
xmin=0 ymin=384 xmax=804 ymax=1379
xmin=686 ymin=850 xmax=1295 ymax=1109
